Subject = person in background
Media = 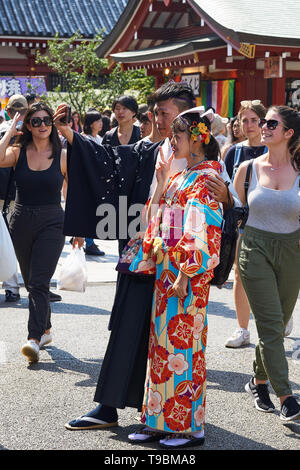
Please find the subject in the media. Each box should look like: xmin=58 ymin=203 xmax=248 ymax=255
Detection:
xmin=211 ymin=114 xmax=228 ymax=151
xmin=0 ymin=94 xmax=28 ymax=303
xmin=221 ymin=116 xmax=245 ymax=160
xmin=81 ymin=110 xmax=105 ymax=256
xmin=224 ymin=100 xmax=268 ymax=349
xmin=102 ymin=95 xmax=140 ymax=146
xmin=99 ymin=116 xmax=111 ymax=139
xmin=234 ymin=105 xmax=300 ymax=421
xmin=24 ymin=93 xmax=37 ymax=107
xmin=139 ymin=112 xmax=152 ymax=140
xmin=0 ymin=102 xmax=68 ymax=363
xmin=71 ymin=111 xmax=82 ymax=134
xmin=102 ymin=109 xmax=112 ymax=119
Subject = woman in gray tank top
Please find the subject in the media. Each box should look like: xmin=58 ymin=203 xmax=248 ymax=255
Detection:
xmin=234 ymin=105 xmax=300 ymax=423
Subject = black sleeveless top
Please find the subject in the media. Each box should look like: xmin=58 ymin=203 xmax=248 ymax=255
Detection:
xmin=14 ymin=147 xmax=64 ymax=205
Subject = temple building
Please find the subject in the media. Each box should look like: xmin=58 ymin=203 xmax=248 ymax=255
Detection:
xmin=96 ymin=0 xmax=300 ymax=116
xmin=0 ymin=0 xmax=127 ymax=104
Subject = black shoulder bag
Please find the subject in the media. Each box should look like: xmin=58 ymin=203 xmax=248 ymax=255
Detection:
xmin=210 ymin=159 xmax=253 ymax=287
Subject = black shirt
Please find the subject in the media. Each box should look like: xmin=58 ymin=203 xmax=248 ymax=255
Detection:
xmin=224 ymin=143 xmax=267 ymax=180
xmin=102 ymin=125 xmax=141 ymax=146
xmin=14 ymin=147 xmax=64 ymax=205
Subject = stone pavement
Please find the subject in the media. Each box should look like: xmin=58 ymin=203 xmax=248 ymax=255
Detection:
xmin=16 ymin=238 xmax=120 ymax=287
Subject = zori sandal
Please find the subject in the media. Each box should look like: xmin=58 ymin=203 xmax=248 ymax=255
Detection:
xmin=128 ymin=426 xmax=166 ymax=443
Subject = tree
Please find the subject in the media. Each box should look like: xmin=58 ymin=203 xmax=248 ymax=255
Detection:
xmin=102 ymin=65 xmax=155 ymax=106
xmin=35 ymin=31 xmax=108 ymax=118
xmin=35 ymin=31 xmax=155 ymax=117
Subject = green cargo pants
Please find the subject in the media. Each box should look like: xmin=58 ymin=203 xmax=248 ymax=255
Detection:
xmin=238 ymin=225 xmax=300 ymax=397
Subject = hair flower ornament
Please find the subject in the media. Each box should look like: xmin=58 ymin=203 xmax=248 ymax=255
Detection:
xmin=189 ymin=121 xmax=210 ymax=144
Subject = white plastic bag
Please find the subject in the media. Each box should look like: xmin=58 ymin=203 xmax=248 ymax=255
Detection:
xmin=0 ymin=212 xmax=17 ymax=282
xmin=57 ymin=247 xmax=88 ymax=292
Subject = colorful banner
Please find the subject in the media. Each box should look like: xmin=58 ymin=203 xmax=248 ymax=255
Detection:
xmin=198 ymin=79 xmax=235 ymax=118
xmin=0 ymin=76 xmax=47 ymax=115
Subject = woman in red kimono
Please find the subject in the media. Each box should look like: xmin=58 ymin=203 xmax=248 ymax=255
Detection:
xmin=129 ymin=107 xmax=223 ymax=449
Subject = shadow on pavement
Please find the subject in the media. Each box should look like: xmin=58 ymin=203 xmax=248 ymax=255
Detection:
xmin=207 ymin=300 xmax=237 ymax=319
xmin=106 ymin=423 xmax=277 ymax=450
xmin=207 ymin=368 xmax=251 ymax=393
xmin=27 ymin=345 xmax=103 ymax=388
xmin=51 ymin=302 xmax=111 ymax=316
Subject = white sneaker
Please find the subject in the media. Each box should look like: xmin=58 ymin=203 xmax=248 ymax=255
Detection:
xmin=39 ymin=332 xmax=52 ymax=348
xmin=284 ymin=317 xmax=293 ymax=337
xmin=225 ymin=328 xmax=250 ymax=348
xmin=21 ymin=340 xmax=40 ymax=363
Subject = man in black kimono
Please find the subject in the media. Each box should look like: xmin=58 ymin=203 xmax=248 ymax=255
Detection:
xmin=54 ymin=82 xmax=234 ymax=430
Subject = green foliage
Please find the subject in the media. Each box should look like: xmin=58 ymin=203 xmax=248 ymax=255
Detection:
xmin=35 ymin=30 xmax=108 ymax=117
xmin=35 ymin=31 xmax=155 ymax=117
xmin=101 ymin=65 xmax=155 ymax=106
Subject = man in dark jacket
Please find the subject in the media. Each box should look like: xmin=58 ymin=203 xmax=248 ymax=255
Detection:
xmin=0 ymin=94 xmax=28 ymax=302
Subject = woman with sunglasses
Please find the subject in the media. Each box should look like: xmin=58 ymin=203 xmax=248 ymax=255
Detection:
xmin=224 ymin=100 xmax=267 ymax=349
xmin=234 ymin=105 xmax=300 ymax=421
xmin=0 ymin=102 xmax=67 ymax=363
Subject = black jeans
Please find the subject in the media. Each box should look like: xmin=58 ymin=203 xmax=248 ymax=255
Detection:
xmin=9 ymin=204 xmax=65 ymax=341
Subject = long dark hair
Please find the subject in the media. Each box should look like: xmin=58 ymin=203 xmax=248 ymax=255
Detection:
xmin=171 ymin=112 xmax=219 ymax=161
xmin=83 ymin=110 xmax=102 ymax=135
xmin=15 ymin=102 xmax=61 ymax=159
xmin=270 ymin=105 xmax=300 ymax=171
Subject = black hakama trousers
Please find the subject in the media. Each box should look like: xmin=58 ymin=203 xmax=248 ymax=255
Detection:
xmin=94 ymin=272 xmax=155 ymax=410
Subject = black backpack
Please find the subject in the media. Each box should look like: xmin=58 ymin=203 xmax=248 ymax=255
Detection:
xmin=210 ymin=159 xmax=253 ymax=287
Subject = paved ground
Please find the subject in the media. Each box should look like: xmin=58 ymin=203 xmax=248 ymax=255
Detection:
xmin=0 ymin=239 xmax=299 ymax=452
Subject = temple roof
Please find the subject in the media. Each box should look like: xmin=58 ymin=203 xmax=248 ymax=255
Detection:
xmin=96 ymin=0 xmax=300 ymax=61
xmin=191 ymin=0 xmax=300 ymax=42
xmin=0 ymin=0 xmax=127 ymax=39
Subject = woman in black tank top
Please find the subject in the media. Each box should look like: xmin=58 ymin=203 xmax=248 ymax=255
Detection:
xmin=0 ymin=102 xmax=68 ymax=363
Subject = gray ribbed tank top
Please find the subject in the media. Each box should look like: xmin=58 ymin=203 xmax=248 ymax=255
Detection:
xmin=246 ymin=161 xmax=300 ymax=233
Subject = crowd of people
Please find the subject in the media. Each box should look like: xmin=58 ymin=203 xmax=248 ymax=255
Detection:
xmin=0 ymin=80 xmax=299 ymax=449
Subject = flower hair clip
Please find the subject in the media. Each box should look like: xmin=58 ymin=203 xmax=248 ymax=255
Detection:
xmin=189 ymin=121 xmax=210 ymax=144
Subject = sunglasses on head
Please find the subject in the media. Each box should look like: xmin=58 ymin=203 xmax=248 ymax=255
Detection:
xmin=258 ymin=118 xmax=287 ymax=130
xmin=30 ymin=116 xmax=53 ymax=127
xmin=240 ymin=99 xmax=261 ymax=106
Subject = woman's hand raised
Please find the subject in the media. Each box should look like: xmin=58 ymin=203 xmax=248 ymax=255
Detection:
xmin=155 ymin=147 xmax=174 ymax=188
xmin=53 ymin=104 xmax=74 ymax=145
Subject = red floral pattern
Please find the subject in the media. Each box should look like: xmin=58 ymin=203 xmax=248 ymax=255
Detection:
xmin=207 ymin=224 xmax=222 ymax=257
xmin=167 ymin=313 xmax=194 ymax=350
xmin=163 ymin=395 xmax=192 ymax=432
xmin=154 ymin=279 xmax=168 ymax=317
xmin=141 ymin=160 xmax=222 ymax=433
xmin=193 ymin=350 xmax=206 ymax=386
xmin=150 ymin=345 xmax=173 ymax=384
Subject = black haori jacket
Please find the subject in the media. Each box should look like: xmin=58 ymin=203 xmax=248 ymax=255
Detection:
xmin=64 ymin=132 xmax=161 ymax=247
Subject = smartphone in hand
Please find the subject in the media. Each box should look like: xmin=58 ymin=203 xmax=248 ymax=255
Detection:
xmin=60 ymin=106 xmax=72 ymax=124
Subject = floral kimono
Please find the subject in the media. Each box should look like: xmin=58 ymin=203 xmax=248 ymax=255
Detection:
xmin=130 ymin=159 xmax=223 ymax=433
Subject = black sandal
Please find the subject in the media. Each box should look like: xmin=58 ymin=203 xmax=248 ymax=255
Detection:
xmin=128 ymin=426 xmax=166 ymax=443
xmin=159 ymin=433 xmax=205 ymax=449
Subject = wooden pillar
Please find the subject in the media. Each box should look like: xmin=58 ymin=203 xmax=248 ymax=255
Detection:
xmin=271 ymin=77 xmax=285 ymax=105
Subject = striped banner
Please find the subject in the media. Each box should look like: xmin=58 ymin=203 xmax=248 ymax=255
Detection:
xmin=197 ymin=79 xmax=235 ymax=118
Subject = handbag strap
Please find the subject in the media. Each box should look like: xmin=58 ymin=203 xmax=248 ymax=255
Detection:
xmin=244 ymin=158 xmax=254 ymax=204
xmin=2 ymin=167 xmax=15 ymax=226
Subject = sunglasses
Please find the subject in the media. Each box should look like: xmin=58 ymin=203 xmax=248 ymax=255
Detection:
xmin=30 ymin=116 xmax=53 ymax=127
xmin=258 ymin=118 xmax=287 ymax=130
xmin=240 ymin=99 xmax=261 ymax=106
